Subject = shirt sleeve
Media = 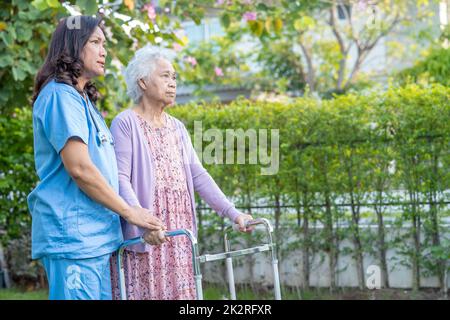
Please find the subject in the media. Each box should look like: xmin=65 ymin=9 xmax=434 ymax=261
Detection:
xmin=180 ymin=123 xmax=242 ymax=223
xmin=110 ymin=116 xmax=141 ymax=207
xmin=41 ymin=89 xmax=89 ymax=153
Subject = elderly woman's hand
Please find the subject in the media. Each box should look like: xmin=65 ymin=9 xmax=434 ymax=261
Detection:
xmin=234 ymin=213 xmax=254 ymax=233
xmin=143 ymin=228 xmax=168 ymax=245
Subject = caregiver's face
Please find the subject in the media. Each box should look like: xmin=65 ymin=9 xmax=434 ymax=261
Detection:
xmin=144 ymin=58 xmax=177 ymax=106
xmin=80 ymin=26 xmax=107 ymax=78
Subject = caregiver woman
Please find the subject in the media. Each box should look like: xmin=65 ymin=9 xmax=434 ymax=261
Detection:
xmin=27 ymin=16 xmax=164 ymax=300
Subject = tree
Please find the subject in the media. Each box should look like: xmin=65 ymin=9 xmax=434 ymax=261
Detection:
xmin=0 ymin=0 xmax=199 ymax=114
xmin=167 ymin=0 xmax=440 ymax=96
xmin=397 ymin=26 xmax=450 ymax=86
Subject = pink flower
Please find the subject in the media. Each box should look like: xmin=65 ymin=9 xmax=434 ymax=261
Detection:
xmin=173 ymin=43 xmax=183 ymax=52
xmin=216 ymin=0 xmax=233 ymax=6
xmin=186 ymin=56 xmax=197 ymax=67
xmin=101 ymin=111 xmax=109 ymax=118
xmin=356 ymin=0 xmax=369 ymax=11
xmin=214 ymin=67 xmax=223 ymax=77
xmin=142 ymin=3 xmax=157 ymax=20
xmin=243 ymin=11 xmax=257 ymax=22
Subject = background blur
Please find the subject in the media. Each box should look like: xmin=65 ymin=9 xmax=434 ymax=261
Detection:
xmin=0 ymin=0 xmax=449 ymax=300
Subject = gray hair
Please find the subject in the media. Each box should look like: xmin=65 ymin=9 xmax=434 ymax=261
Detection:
xmin=123 ymin=45 xmax=175 ymax=103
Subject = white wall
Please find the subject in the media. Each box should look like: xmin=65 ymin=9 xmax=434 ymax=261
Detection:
xmin=200 ymin=226 xmax=449 ymax=289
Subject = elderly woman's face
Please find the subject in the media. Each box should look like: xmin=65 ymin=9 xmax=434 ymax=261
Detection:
xmin=142 ymin=58 xmax=177 ymax=106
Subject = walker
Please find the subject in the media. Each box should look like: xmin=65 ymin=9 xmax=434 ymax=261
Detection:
xmin=116 ymin=218 xmax=282 ymax=300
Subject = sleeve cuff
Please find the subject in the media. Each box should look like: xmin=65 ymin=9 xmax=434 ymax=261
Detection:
xmin=224 ymin=206 xmax=241 ymax=223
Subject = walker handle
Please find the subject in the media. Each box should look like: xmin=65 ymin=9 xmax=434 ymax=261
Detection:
xmin=231 ymin=218 xmax=273 ymax=233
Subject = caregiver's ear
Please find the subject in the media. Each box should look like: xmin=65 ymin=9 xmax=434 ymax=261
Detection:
xmin=138 ymin=78 xmax=147 ymax=90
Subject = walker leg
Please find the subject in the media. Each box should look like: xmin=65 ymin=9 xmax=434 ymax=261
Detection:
xmin=118 ymin=249 xmax=127 ymax=300
xmin=226 ymin=257 xmax=237 ymax=300
xmin=195 ymin=274 xmax=203 ymax=300
xmin=272 ymin=259 xmax=281 ymax=300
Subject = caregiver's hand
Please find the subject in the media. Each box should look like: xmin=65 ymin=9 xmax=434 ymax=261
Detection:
xmin=123 ymin=206 xmax=164 ymax=231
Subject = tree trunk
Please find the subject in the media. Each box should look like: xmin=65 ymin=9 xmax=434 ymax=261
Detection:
xmin=346 ymin=151 xmax=365 ymax=290
xmin=429 ymin=150 xmax=445 ymax=294
xmin=298 ymin=40 xmax=316 ymax=92
xmin=324 ymin=191 xmax=336 ymax=293
xmin=0 ymin=243 xmax=12 ymax=288
xmin=350 ymin=196 xmax=365 ymax=291
xmin=409 ymin=190 xmax=421 ymax=292
xmin=274 ymin=193 xmax=281 ymax=233
xmin=429 ymin=189 xmax=444 ymax=294
xmin=329 ymin=5 xmax=348 ymax=92
xmin=302 ymin=202 xmax=310 ymax=291
xmin=374 ymin=191 xmax=390 ymax=288
xmin=296 ymin=195 xmax=302 ymax=228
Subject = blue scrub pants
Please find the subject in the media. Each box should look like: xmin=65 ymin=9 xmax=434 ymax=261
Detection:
xmin=41 ymin=252 xmax=112 ymax=300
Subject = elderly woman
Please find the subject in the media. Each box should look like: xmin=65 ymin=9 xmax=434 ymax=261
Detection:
xmin=109 ymin=46 xmax=253 ymax=300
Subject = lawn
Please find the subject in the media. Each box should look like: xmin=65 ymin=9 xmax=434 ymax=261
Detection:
xmin=0 ymin=288 xmax=48 ymax=300
xmin=0 ymin=285 xmax=446 ymax=300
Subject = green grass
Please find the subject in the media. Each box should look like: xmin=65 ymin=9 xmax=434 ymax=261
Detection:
xmin=203 ymin=283 xmax=301 ymax=300
xmin=1 ymin=286 xmax=445 ymax=300
xmin=0 ymin=288 xmax=48 ymax=300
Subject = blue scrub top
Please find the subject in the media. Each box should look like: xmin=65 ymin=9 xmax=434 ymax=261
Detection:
xmin=28 ymin=80 xmax=123 ymax=260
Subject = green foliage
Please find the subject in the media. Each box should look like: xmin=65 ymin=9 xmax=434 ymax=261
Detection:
xmin=175 ymin=37 xmax=251 ymax=97
xmin=397 ymin=46 xmax=450 ymax=87
xmin=0 ymin=288 xmax=48 ymax=300
xmin=171 ymin=0 xmax=440 ymax=97
xmin=0 ymin=0 xmax=200 ymax=114
xmin=0 ymin=108 xmax=36 ymax=242
xmin=254 ymin=40 xmax=306 ymax=93
xmin=1 ymin=22 xmax=449 ymax=285
xmin=0 ymin=0 xmax=65 ymax=113
xmin=168 ymin=83 xmax=450 ymax=284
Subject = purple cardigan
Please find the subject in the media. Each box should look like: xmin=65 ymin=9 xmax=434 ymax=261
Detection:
xmin=110 ymin=109 xmax=241 ymax=252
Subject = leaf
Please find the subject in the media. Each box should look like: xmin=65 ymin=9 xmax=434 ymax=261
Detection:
xmin=18 ymin=60 xmax=34 ymax=74
xmin=1 ymin=31 xmax=14 ymax=47
xmin=31 ymin=0 xmax=48 ymax=11
xmin=250 ymin=20 xmax=264 ymax=37
xmin=294 ymin=16 xmax=315 ymax=31
xmin=0 ymin=22 xmax=7 ymax=31
xmin=171 ymin=32 xmax=186 ymax=46
xmin=0 ymin=55 xmax=14 ymax=67
xmin=274 ymin=18 xmax=283 ymax=34
xmin=265 ymin=18 xmax=272 ymax=33
xmin=76 ymin=0 xmax=98 ymax=15
xmin=192 ymin=15 xmax=201 ymax=25
xmin=220 ymin=13 xmax=230 ymax=29
xmin=12 ymin=66 xmax=27 ymax=81
xmin=16 ymin=25 xmax=32 ymax=42
xmin=46 ymin=0 xmax=60 ymax=8
xmin=256 ymin=3 xmax=269 ymax=11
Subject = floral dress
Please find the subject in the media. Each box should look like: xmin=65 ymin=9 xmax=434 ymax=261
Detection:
xmin=110 ymin=113 xmax=196 ymax=300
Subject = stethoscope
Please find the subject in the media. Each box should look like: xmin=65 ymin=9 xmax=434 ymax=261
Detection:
xmin=82 ymin=93 xmax=115 ymax=146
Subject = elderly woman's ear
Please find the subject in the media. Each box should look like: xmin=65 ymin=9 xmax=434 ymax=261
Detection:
xmin=138 ymin=78 xmax=147 ymax=91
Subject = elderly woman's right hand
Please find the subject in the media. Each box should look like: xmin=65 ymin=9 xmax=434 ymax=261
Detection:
xmin=143 ymin=229 xmax=168 ymax=245
xmin=123 ymin=206 xmax=164 ymax=231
